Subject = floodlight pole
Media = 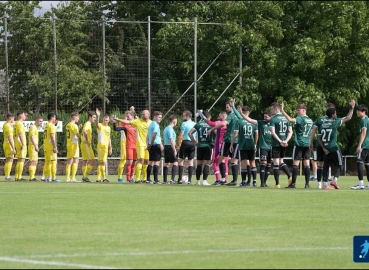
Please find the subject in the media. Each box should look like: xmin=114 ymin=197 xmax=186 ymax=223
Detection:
xmin=194 ymin=17 xmax=198 ymax=123
xmin=4 ymin=11 xmax=9 ymax=114
xmin=52 ymin=13 xmax=58 ymax=113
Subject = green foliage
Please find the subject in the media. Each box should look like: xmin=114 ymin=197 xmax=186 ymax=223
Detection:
xmin=0 ymin=1 xmax=368 ymax=155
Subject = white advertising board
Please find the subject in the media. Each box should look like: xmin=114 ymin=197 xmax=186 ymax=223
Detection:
xmin=0 ymin=121 xmax=63 ymax=132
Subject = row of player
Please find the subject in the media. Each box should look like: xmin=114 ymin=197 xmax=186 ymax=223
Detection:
xmin=2 ymin=99 xmax=368 ymax=189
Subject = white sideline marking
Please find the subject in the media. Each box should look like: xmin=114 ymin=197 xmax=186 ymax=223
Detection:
xmin=22 ymin=246 xmax=350 ymax=258
xmin=0 ymin=256 xmax=118 ymax=269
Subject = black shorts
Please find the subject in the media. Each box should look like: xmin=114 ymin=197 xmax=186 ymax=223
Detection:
xmin=236 ymin=149 xmax=255 ymax=161
xmin=164 ymin=145 xmax=178 ymax=163
xmin=149 ymin=144 xmax=162 ymax=162
xmin=178 ymin=140 xmax=195 ymax=160
xmin=324 ymin=150 xmax=343 ymax=167
xmin=292 ymin=146 xmax=311 ymax=160
xmin=197 ymin=147 xmax=212 ymax=161
xmin=259 ymin=148 xmax=272 ymax=163
xmin=358 ymin=149 xmax=369 ymax=163
xmin=220 ymin=142 xmax=237 ymax=157
xmin=315 ymin=145 xmax=324 ymax=162
xmin=272 ymin=147 xmax=287 ymax=159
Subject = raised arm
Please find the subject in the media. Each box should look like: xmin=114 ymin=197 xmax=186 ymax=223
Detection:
xmin=281 ymin=102 xmax=296 ymax=123
xmin=113 ymin=122 xmax=127 ymax=132
xmin=237 ymin=107 xmax=257 ymax=125
xmin=342 ymin=100 xmax=356 ymax=124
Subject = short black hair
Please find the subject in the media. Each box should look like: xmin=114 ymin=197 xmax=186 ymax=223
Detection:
xmin=357 ymin=104 xmax=368 ymax=114
xmin=17 ymin=110 xmax=26 ymax=117
xmin=242 ymin=106 xmax=250 ymax=113
xmin=203 ymin=111 xmax=211 ymax=118
xmin=6 ymin=113 xmax=14 ymax=119
xmin=47 ymin=112 xmax=56 ymax=120
xmin=326 ymin=108 xmax=336 ymax=118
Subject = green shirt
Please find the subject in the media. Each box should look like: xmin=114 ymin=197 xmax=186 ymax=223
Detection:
xmin=318 ymin=118 xmax=342 ymax=152
xmin=294 ymin=115 xmax=313 ymax=147
xmin=224 ymin=107 xmax=242 ymax=143
xmin=360 ymin=116 xmax=369 ymax=149
xmin=269 ymin=113 xmax=291 ymax=147
xmin=235 ymin=119 xmax=258 ymax=150
xmin=193 ymin=120 xmax=213 ymax=148
xmin=257 ymin=120 xmax=271 ymax=150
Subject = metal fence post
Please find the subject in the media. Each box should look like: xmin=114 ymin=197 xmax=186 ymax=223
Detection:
xmin=4 ymin=11 xmax=9 ymax=114
xmin=52 ymin=13 xmax=58 ymax=113
xmin=194 ymin=17 xmax=198 ymax=122
xmin=102 ymin=15 xmax=106 ymax=116
xmin=148 ymin=16 xmax=151 ymax=112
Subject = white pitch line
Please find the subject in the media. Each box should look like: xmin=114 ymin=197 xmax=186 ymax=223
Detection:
xmin=21 ymin=246 xmax=350 ymax=259
xmin=0 ymin=256 xmax=119 ymax=269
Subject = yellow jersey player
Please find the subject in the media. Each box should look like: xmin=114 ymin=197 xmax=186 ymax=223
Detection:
xmin=14 ymin=110 xmax=27 ymax=181
xmin=111 ymin=113 xmax=127 ymax=183
xmin=118 ymin=109 xmax=151 ymax=182
xmin=96 ymin=109 xmax=112 ymax=182
xmin=43 ymin=113 xmax=58 ymax=182
xmin=3 ymin=113 xmax=16 ymax=180
xmin=81 ymin=109 xmax=99 ymax=182
xmin=66 ymin=112 xmax=81 ymax=182
xmin=28 ymin=116 xmax=43 ymax=181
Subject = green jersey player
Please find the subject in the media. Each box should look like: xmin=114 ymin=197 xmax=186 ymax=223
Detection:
xmin=281 ymin=103 xmax=313 ymax=189
xmin=269 ymin=102 xmax=293 ymax=188
xmin=317 ymin=100 xmax=355 ymax=190
xmin=352 ymin=104 xmax=369 ymax=190
xmin=230 ymin=106 xmax=258 ymax=187
xmin=189 ymin=111 xmax=214 ymax=186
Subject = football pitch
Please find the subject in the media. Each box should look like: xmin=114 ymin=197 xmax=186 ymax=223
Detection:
xmin=0 ymin=175 xmax=368 ymax=269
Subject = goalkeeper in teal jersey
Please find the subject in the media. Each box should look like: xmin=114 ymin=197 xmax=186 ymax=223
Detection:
xmin=189 ymin=111 xmax=214 ymax=186
xmin=317 ymin=100 xmax=355 ymax=190
xmin=230 ymin=106 xmax=258 ymax=187
xmin=281 ymin=103 xmax=314 ymax=189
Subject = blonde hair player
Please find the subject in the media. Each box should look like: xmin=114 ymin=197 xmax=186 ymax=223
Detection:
xmin=28 ymin=116 xmax=43 ymax=181
xmin=14 ymin=110 xmax=28 ymax=181
xmin=65 ymin=112 xmax=82 ymax=182
xmin=3 ymin=113 xmax=16 ymax=180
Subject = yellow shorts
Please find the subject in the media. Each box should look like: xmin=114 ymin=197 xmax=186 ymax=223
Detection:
xmin=28 ymin=144 xmax=38 ymax=161
xmin=67 ymin=143 xmax=80 ymax=159
xmin=44 ymin=150 xmax=57 ymax=162
xmin=120 ymin=143 xmax=126 ymax=160
xmin=97 ymin=144 xmax=108 ymax=162
xmin=137 ymin=146 xmax=149 ymax=160
xmin=81 ymin=143 xmax=95 ymax=161
xmin=3 ymin=144 xmax=14 ymax=159
xmin=15 ymin=143 xmax=27 ymax=159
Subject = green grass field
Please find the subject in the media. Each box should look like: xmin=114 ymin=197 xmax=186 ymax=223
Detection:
xmin=0 ymin=175 xmax=368 ymax=269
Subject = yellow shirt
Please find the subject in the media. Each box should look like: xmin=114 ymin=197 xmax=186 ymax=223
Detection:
xmin=14 ymin=120 xmax=26 ymax=146
xmin=66 ymin=122 xmax=79 ymax=146
xmin=28 ymin=125 xmax=38 ymax=146
xmin=81 ymin=121 xmax=92 ymax=144
xmin=120 ymin=130 xmax=126 ymax=146
xmin=3 ymin=122 xmax=14 ymax=147
xmin=44 ymin=122 xmax=56 ymax=151
xmin=131 ymin=119 xmax=152 ymax=147
xmin=97 ymin=123 xmax=111 ymax=146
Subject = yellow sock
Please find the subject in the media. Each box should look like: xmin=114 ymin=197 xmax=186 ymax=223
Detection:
xmin=82 ymin=165 xmax=87 ymax=178
xmin=14 ymin=162 xmax=19 ymax=179
xmin=97 ymin=165 xmax=102 ymax=180
xmin=51 ymin=160 xmax=57 ymax=180
xmin=118 ymin=159 xmax=126 ymax=179
xmin=65 ymin=164 xmax=71 ymax=180
xmin=29 ymin=165 xmax=36 ymax=180
xmin=142 ymin=164 xmax=148 ymax=181
xmin=44 ymin=162 xmax=50 ymax=180
xmin=87 ymin=164 xmax=93 ymax=174
xmin=71 ymin=163 xmax=78 ymax=180
xmin=135 ymin=163 xmax=142 ymax=180
xmin=18 ymin=162 xmax=24 ymax=179
xmin=101 ymin=164 xmax=106 ymax=180
xmin=43 ymin=164 xmax=46 ymax=179
xmin=4 ymin=162 xmax=10 ymax=177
